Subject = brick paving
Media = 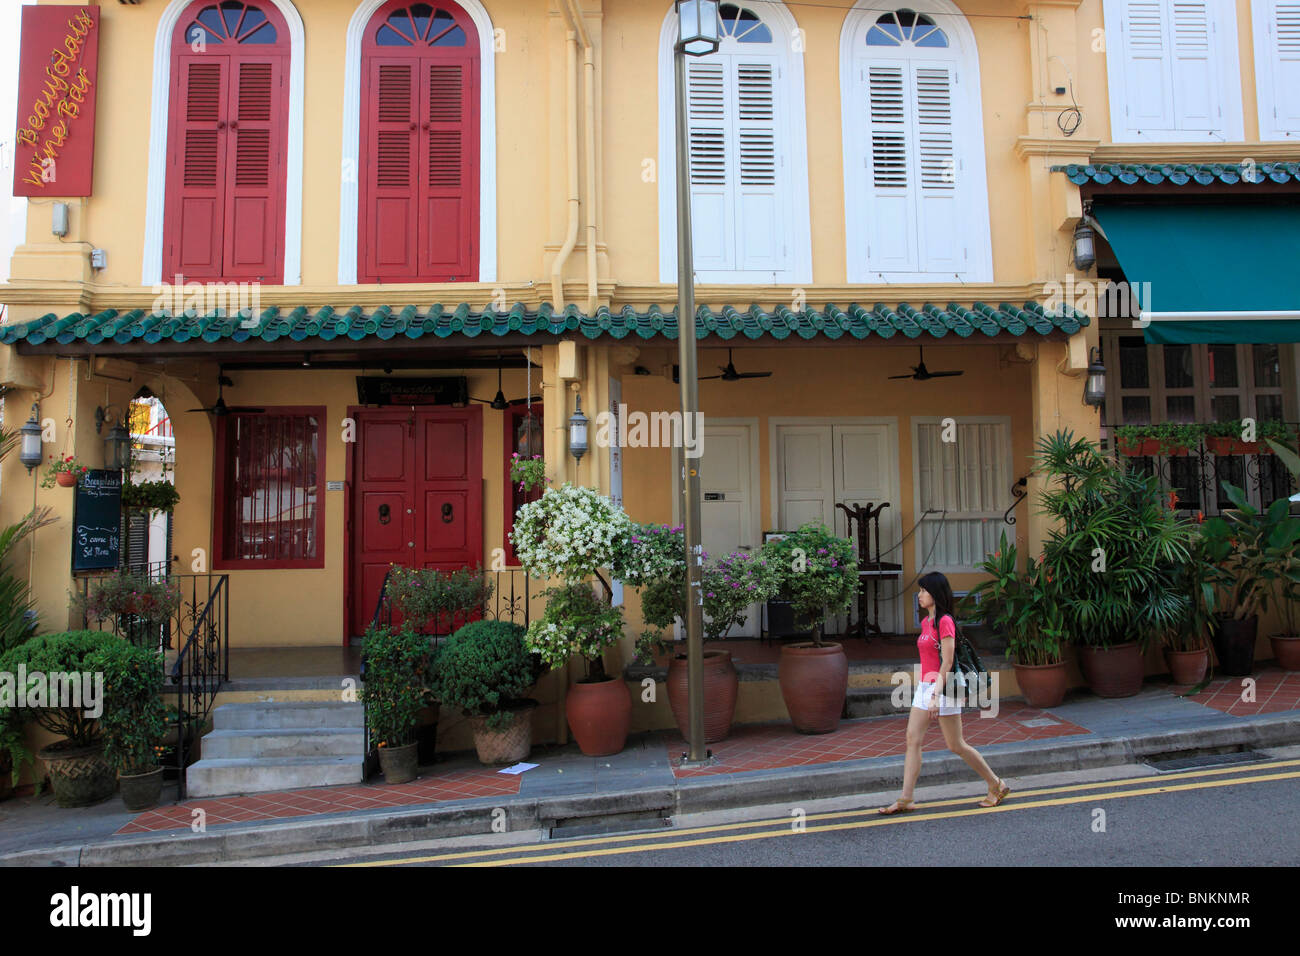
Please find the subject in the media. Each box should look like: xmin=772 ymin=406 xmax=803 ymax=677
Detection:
xmin=1177 ymin=666 xmax=1300 ymax=716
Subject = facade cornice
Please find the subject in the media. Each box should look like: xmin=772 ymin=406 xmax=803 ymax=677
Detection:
xmin=1015 ymin=136 xmax=1103 ymax=160
xmin=1090 ymin=142 xmax=1300 ymax=164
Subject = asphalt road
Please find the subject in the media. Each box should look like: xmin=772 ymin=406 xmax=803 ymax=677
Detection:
xmin=319 ymin=756 xmax=1300 ymax=868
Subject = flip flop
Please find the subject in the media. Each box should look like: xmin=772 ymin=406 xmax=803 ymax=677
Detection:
xmin=877 ymin=798 xmax=915 ymax=815
xmin=978 ymin=781 xmax=1011 ymax=808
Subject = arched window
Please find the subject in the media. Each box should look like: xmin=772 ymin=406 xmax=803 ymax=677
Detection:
xmin=1102 ymin=0 xmax=1243 ymax=142
xmin=163 ymin=0 xmax=291 ymax=282
xmin=840 ymin=2 xmax=992 ymax=282
xmin=658 ymin=1 xmax=812 ymax=283
xmin=1253 ymin=0 xmax=1300 ymax=140
xmin=358 ymin=1 xmax=480 ymax=283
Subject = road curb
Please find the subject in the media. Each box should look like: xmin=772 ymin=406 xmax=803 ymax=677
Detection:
xmin=4 ymin=713 xmax=1298 ymax=866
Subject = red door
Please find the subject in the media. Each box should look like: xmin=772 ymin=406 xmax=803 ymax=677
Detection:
xmin=349 ymin=406 xmax=482 ymax=637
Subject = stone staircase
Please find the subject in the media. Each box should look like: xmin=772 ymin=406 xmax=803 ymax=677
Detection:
xmin=186 ymin=701 xmax=365 ymax=797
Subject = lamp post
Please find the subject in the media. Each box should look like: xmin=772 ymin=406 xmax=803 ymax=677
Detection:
xmin=674 ymin=0 xmax=720 ymax=765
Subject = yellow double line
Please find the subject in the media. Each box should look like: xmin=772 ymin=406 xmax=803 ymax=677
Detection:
xmin=343 ymin=757 xmax=1300 ymax=868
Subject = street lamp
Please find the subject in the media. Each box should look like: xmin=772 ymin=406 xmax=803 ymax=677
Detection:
xmin=674 ymin=0 xmax=720 ymax=765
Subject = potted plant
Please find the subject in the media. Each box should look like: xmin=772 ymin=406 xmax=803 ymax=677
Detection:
xmin=1161 ymin=525 xmax=1217 ymax=687
xmin=0 ymin=631 xmax=122 ymax=807
xmin=70 ymin=573 xmax=182 ymax=649
xmin=1034 ymin=431 xmax=1195 ymax=698
xmin=1114 ymin=424 xmax=1160 ymax=457
xmin=509 ymin=453 xmax=550 ymax=494
xmin=360 ymin=624 xmax=435 ymax=784
xmin=1149 ymin=421 xmax=1204 ymax=456
xmin=385 ymin=565 xmax=492 ymax=637
xmin=121 ymin=480 xmax=180 ymax=513
xmin=93 ymin=640 xmax=168 ymax=811
xmin=42 ymin=454 xmax=90 ymax=488
xmin=428 ymin=620 xmax=539 ymax=766
xmin=513 ymin=483 xmax=636 ymax=756
xmin=1200 ymin=482 xmax=1300 ymax=676
xmin=1265 ymin=438 xmax=1300 ymax=670
xmin=0 ymin=708 xmax=36 ymax=801
xmin=1204 ymin=419 xmax=1291 ymax=456
xmin=761 ymin=522 xmax=858 ymax=733
xmin=964 ymin=531 xmax=1069 ymax=708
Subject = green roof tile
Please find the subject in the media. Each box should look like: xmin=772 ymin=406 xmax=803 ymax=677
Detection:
xmin=1051 ymin=162 xmax=1300 ymax=186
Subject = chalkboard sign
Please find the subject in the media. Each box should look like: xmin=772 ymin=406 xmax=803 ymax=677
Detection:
xmin=72 ymin=470 xmax=122 ymax=572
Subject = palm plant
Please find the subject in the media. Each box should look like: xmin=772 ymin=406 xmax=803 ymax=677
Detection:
xmin=963 ymin=531 xmax=1066 ymax=666
xmin=0 ymin=427 xmax=58 ymax=653
xmin=1031 ymin=430 xmax=1196 ymax=649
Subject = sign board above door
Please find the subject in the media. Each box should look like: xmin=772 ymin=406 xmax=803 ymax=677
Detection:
xmin=355 ymin=376 xmax=468 ymax=406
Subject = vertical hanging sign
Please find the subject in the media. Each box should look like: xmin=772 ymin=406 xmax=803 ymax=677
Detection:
xmin=13 ymin=5 xmax=100 ymax=197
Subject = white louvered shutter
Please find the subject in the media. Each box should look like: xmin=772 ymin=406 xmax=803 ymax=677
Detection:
xmin=687 ymin=59 xmax=734 ymax=272
xmin=861 ymin=60 xmax=917 ymax=273
xmin=1170 ymin=1 xmax=1218 ymax=129
xmin=734 ymin=60 xmax=783 ymax=272
xmin=913 ymin=64 xmax=961 ymax=273
xmin=1121 ymin=0 xmax=1176 ymax=131
xmin=1270 ymin=1 xmax=1300 ymax=134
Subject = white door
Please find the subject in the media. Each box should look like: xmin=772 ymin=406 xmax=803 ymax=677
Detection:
xmin=776 ymin=422 xmax=900 ymax=634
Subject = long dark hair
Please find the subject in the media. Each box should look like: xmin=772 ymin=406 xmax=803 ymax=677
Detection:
xmin=918 ymin=571 xmax=962 ymax=636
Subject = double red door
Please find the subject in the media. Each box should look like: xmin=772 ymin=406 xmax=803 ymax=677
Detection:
xmin=349 ymin=407 xmax=482 ymax=637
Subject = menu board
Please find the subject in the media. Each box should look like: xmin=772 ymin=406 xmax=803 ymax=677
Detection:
xmin=72 ymin=470 xmax=121 ymax=571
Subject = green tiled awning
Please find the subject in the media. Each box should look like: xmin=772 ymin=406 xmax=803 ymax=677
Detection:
xmin=1092 ymin=201 xmax=1300 ymax=344
xmin=1053 ymin=162 xmax=1300 ymax=186
xmin=1 ymin=301 xmax=1088 ymax=348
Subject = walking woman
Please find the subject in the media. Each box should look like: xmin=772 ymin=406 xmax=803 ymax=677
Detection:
xmin=878 ymin=571 xmax=1010 ymax=814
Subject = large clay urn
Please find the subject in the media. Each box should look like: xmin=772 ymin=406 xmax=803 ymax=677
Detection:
xmin=1013 ymin=661 xmax=1068 ymax=708
xmin=1078 ymin=642 xmax=1144 ymax=698
xmin=565 ymin=677 xmax=632 ymax=756
xmin=667 ymin=650 xmax=740 ymax=743
xmin=778 ymin=642 xmax=848 ymax=734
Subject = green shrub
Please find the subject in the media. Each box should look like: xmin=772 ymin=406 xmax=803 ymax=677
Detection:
xmin=429 ymin=620 xmax=535 ymax=730
xmin=525 ymin=581 xmax=625 ymax=680
xmin=91 ymin=641 xmax=167 ymax=775
xmin=361 ymin=625 xmax=434 ymax=749
xmin=760 ymin=523 xmax=858 ymax=642
xmin=0 ymin=707 xmax=36 ymax=790
xmin=121 ymin=480 xmax=180 ymax=513
xmin=0 ymin=631 xmax=122 ymax=746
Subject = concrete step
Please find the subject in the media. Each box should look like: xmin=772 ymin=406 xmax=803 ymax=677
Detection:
xmin=844 ymin=686 xmax=909 ymax=719
xmin=185 ymin=755 xmax=364 ymax=797
xmin=211 ymin=701 xmax=363 ymax=731
xmin=201 ymin=727 xmax=365 ymax=760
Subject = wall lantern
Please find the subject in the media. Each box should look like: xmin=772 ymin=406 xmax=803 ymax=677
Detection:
xmin=676 ymin=0 xmax=721 ymax=56
xmin=19 ymin=404 xmax=44 ymax=472
xmin=569 ymin=394 xmax=589 ymax=461
xmin=95 ymin=404 xmax=131 ymax=471
xmin=1072 ymin=217 xmax=1096 ymax=272
xmin=516 ymin=413 xmax=543 ymax=458
xmin=1084 ymin=346 xmax=1106 ymax=407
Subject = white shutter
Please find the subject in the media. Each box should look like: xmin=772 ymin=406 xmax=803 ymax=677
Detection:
xmin=1170 ymin=1 xmax=1218 ymax=129
xmin=1271 ymin=1 xmax=1300 ymax=133
xmin=1122 ymin=0 xmax=1176 ymax=131
xmin=862 ymin=60 xmax=917 ymax=273
xmin=913 ymin=64 xmax=961 ymax=273
xmin=686 ymin=60 xmax=733 ymax=271
xmin=734 ymin=60 xmax=783 ymax=272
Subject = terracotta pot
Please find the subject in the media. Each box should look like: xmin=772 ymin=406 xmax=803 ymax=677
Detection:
xmin=1164 ymin=647 xmax=1209 ymax=686
xmin=1078 ymin=642 xmax=1144 ymax=698
xmin=1118 ymin=437 xmax=1162 ymax=456
xmin=119 ymin=767 xmax=164 ymax=812
xmin=55 ymin=471 xmax=78 ymax=487
xmin=778 ymin=642 xmax=848 ymax=734
xmin=1205 ymin=436 xmax=1268 ymax=456
xmin=1270 ymin=634 xmax=1300 ymax=671
xmin=1212 ymin=615 xmax=1258 ymax=676
xmin=468 ymin=699 xmax=536 ymax=766
xmin=377 ymin=741 xmax=418 ymax=784
xmin=39 ymin=740 xmax=116 ymax=808
xmin=1013 ymin=661 xmax=1068 ymax=708
xmin=565 ymin=678 xmax=631 ymax=756
xmin=667 ymin=650 xmax=739 ymax=744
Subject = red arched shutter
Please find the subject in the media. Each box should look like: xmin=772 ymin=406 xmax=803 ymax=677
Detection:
xmin=164 ymin=1 xmax=289 ymax=283
xmin=360 ymin=2 xmax=479 ymax=283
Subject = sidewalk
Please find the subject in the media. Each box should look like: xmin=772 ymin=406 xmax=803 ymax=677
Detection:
xmin=2 ymin=667 xmax=1298 ymax=866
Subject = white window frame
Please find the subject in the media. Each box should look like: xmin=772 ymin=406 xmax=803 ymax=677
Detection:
xmin=657 ymin=1 xmax=813 ymax=284
xmin=910 ymin=415 xmax=1013 ymax=574
xmin=1102 ymin=0 xmax=1245 ymax=143
xmin=839 ymin=0 xmax=993 ymax=284
xmin=1252 ymin=0 xmax=1300 ymax=140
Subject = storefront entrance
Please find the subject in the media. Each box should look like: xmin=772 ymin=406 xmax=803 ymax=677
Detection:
xmin=346 ymin=406 xmax=483 ymax=638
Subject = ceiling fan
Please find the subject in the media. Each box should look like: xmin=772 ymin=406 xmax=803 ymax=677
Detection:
xmin=888 ymin=346 xmax=964 ymax=381
xmin=186 ymin=371 xmax=266 ymax=416
xmin=470 ymin=358 xmax=541 ymax=410
xmin=675 ymin=348 xmax=773 ymax=383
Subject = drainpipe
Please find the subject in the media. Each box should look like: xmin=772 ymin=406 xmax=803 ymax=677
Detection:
xmin=555 ymin=0 xmax=600 ymax=314
xmin=551 ymin=27 xmax=580 ymax=311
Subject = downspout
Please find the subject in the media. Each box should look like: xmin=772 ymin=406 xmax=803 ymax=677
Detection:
xmin=551 ymin=25 xmax=580 ymax=311
xmin=556 ymin=0 xmax=599 ymax=314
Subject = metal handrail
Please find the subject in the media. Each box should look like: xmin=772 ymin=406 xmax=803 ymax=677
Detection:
xmin=167 ymin=574 xmax=229 ymax=800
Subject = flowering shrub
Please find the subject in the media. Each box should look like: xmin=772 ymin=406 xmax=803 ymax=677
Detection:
xmin=525 ymin=581 xmax=624 ymax=678
xmin=760 ymin=523 xmax=858 ymax=643
xmin=361 ymin=625 xmax=435 ymax=749
xmin=72 ymin=573 xmax=182 ymax=624
xmin=614 ymin=523 xmax=686 ymax=586
xmin=41 ymin=455 xmax=90 ymax=489
xmin=509 ymin=453 xmax=550 ymax=494
xmin=510 ymin=483 xmax=635 ymax=581
xmin=385 ymin=565 xmax=492 ymax=632
xmin=700 ymin=551 xmax=781 ymax=640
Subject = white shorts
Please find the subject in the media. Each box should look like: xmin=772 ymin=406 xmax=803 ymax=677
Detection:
xmin=912 ymin=681 xmax=962 ymax=716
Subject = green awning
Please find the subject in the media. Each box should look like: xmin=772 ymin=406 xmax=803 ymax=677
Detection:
xmin=1092 ymin=201 xmax=1300 ymax=344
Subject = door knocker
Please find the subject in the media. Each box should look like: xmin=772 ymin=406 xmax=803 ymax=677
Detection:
xmin=441 ymin=502 xmax=454 ymax=523
xmin=378 ymin=503 xmax=391 ymax=525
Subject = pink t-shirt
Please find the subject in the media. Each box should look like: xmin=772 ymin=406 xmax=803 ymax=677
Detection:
xmin=918 ymin=614 xmax=956 ymax=684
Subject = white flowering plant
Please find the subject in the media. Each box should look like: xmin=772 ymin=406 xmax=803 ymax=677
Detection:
xmin=510 ymin=483 xmax=634 ymax=583
xmin=525 ymin=581 xmax=625 ymax=680
xmin=613 ymin=523 xmax=686 ymax=586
